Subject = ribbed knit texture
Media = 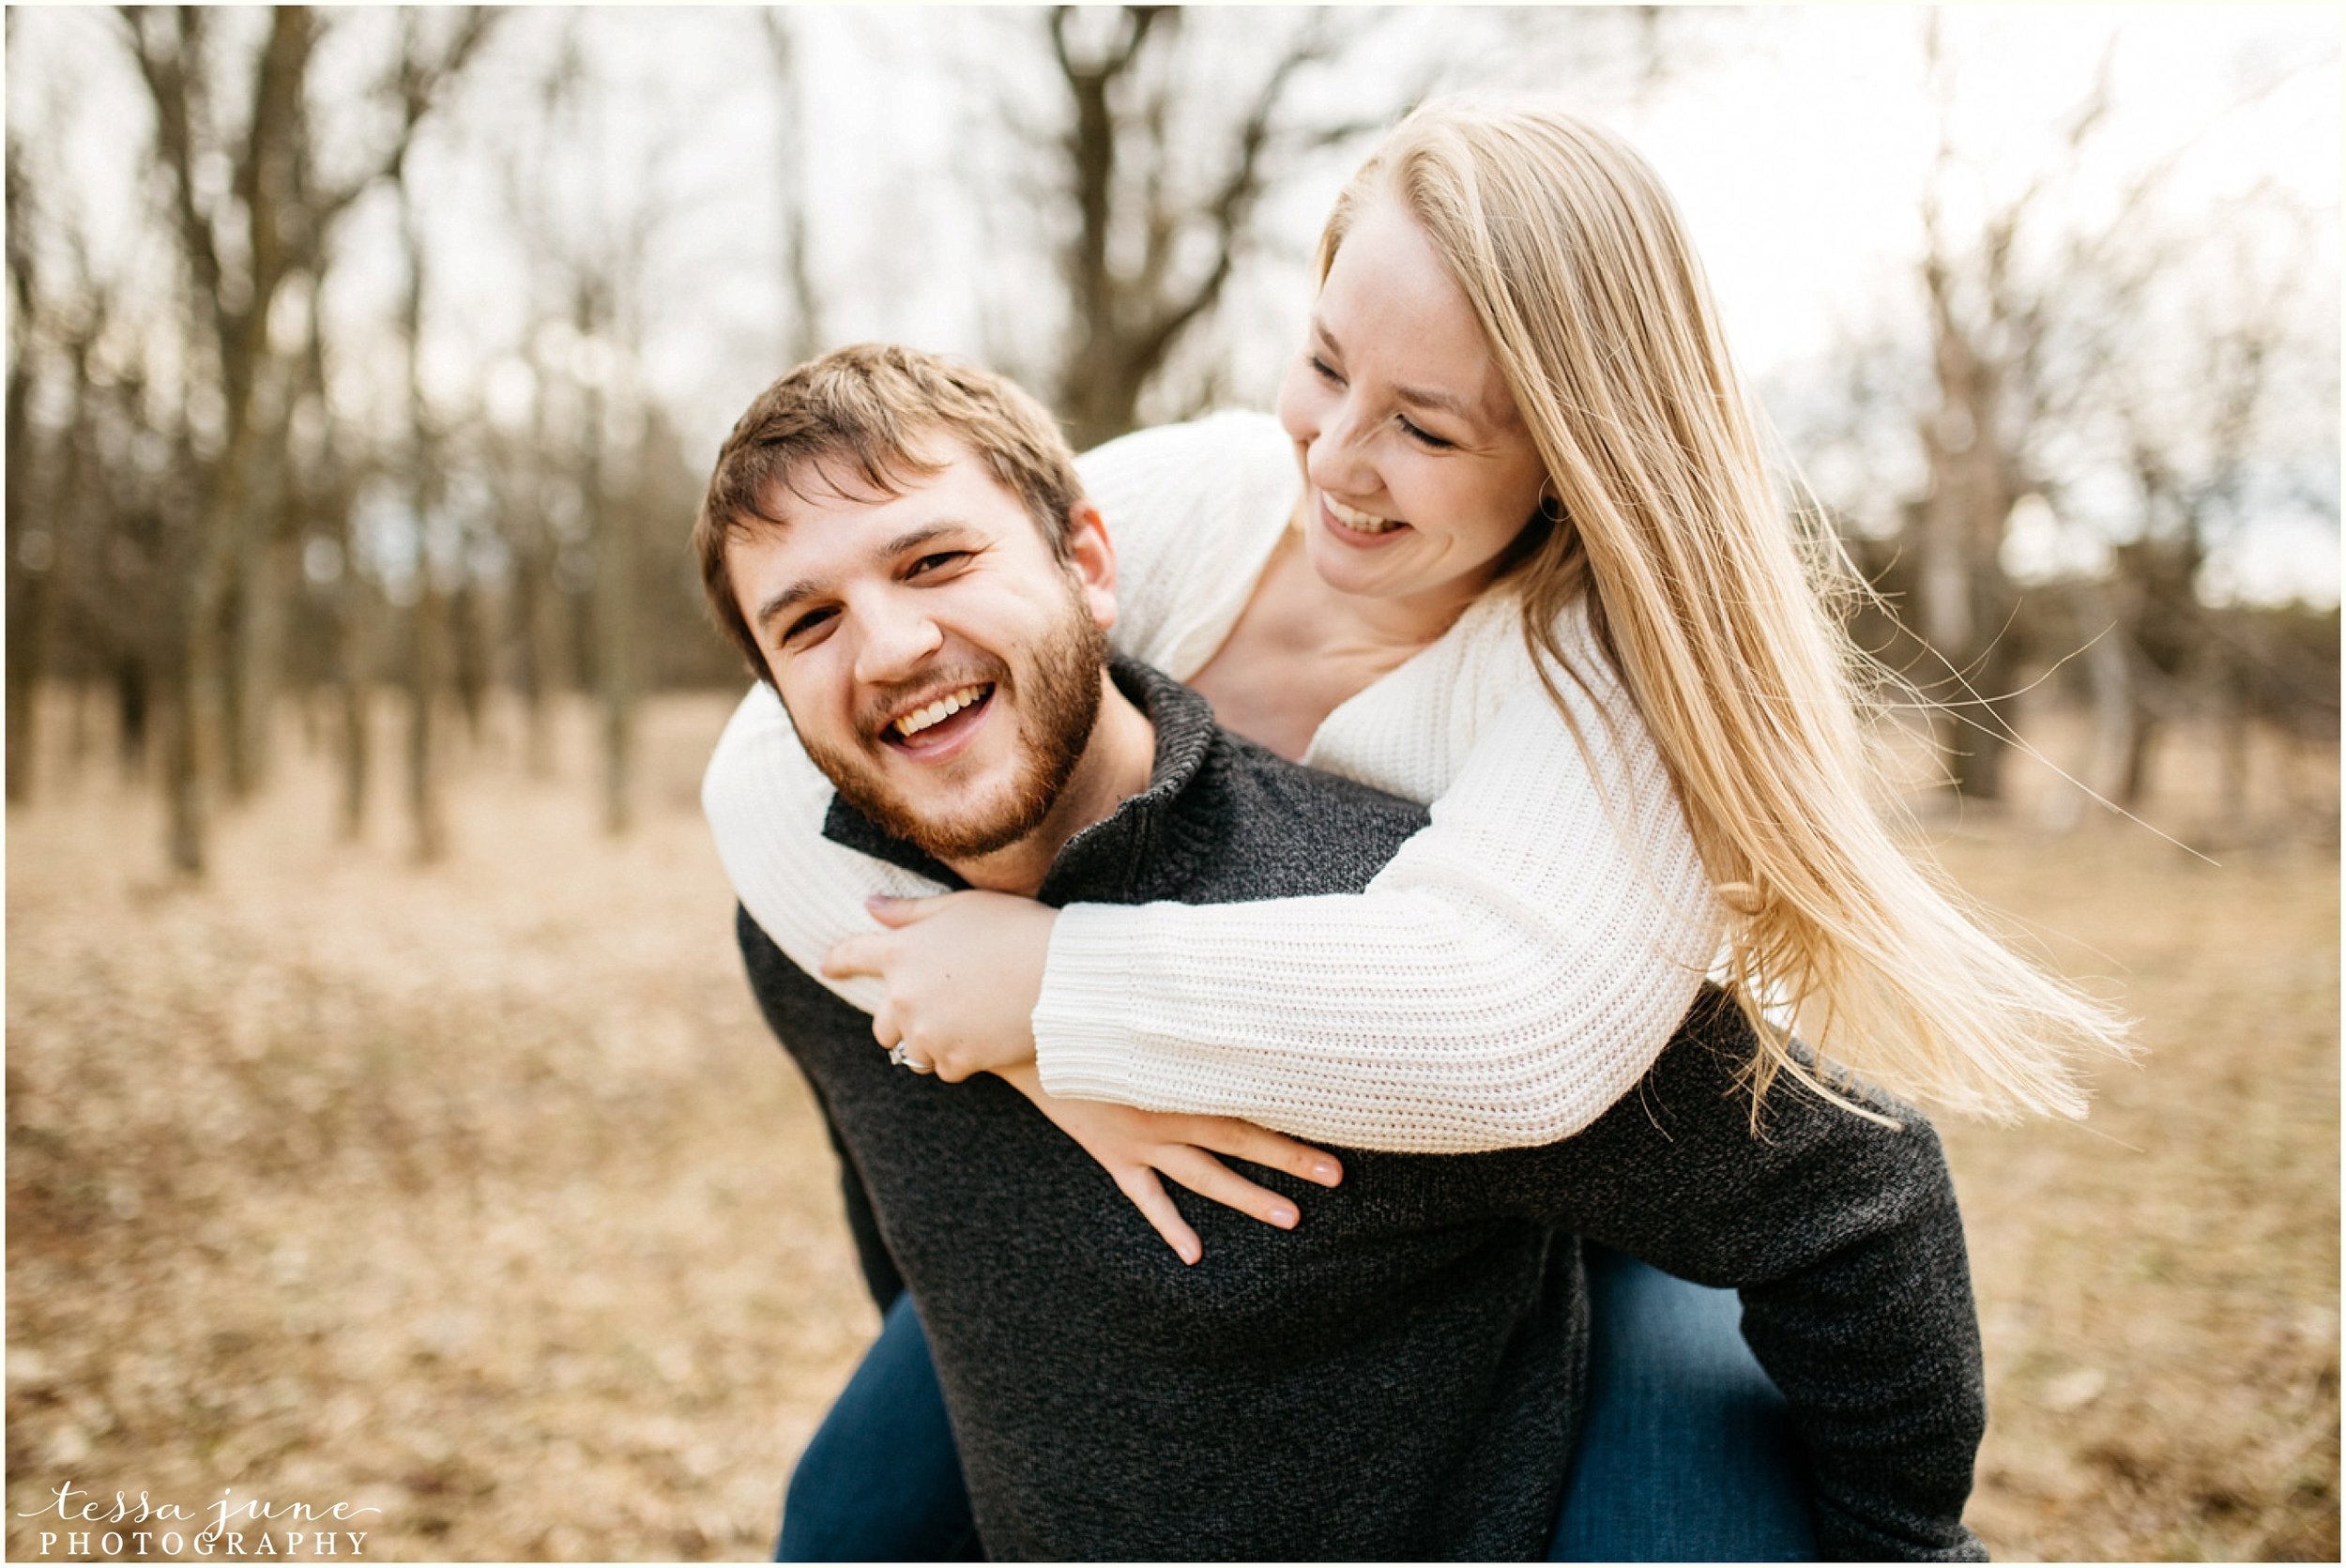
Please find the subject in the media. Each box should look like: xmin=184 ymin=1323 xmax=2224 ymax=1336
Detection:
xmin=739 ymin=662 xmax=1988 ymax=1561
xmin=702 ymin=411 xmax=1724 ymax=1152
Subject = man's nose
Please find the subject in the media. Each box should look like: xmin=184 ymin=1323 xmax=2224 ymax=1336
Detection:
xmin=850 ymin=596 xmax=945 ymax=687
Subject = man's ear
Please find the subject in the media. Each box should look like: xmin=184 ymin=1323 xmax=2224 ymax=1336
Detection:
xmin=1061 ymin=500 xmax=1119 ymax=632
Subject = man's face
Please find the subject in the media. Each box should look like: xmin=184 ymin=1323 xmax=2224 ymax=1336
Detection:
xmin=729 ymin=441 xmax=1115 ymax=862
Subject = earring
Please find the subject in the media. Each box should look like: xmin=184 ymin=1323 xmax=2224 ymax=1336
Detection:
xmin=1537 ymin=486 xmax=1566 ymax=525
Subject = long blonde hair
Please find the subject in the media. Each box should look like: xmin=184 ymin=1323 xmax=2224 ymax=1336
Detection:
xmin=1321 ymin=99 xmax=2130 ymax=1120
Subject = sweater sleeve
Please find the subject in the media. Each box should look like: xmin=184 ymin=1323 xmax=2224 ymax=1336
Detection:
xmin=1030 ymin=620 xmax=1724 ymax=1154
xmin=702 ymin=682 xmax=951 ymax=1016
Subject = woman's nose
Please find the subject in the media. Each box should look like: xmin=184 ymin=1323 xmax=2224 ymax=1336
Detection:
xmin=1307 ymin=403 xmax=1375 ymax=495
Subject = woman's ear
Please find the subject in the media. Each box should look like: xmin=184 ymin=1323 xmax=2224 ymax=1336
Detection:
xmin=1062 ymin=500 xmax=1119 ymax=632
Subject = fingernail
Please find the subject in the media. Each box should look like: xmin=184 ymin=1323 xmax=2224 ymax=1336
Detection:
xmin=1271 ymin=1206 xmax=1298 ymax=1228
xmin=865 ymin=894 xmax=894 ymax=910
xmin=1312 ymin=1160 xmax=1341 ymax=1184
xmin=1181 ymin=1244 xmax=1201 ymax=1266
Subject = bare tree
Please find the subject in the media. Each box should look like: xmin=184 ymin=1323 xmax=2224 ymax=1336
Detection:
xmin=115 ymin=4 xmax=494 ymax=873
xmin=497 ymin=22 xmax=690 ymax=836
xmin=393 ymin=136 xmax=449 ymax=862
xmin=6 ymin=105 xmax=52 ymax=802
xmin=2100 ymin=197 xmax=2331 ymax=814
xmin=967 ymin=7 xmax=1399 ymax=449
xmin=1889 ymin=16 xmax=2326 ymax=802
xmin=761 ymin=9 xmax=825 ymax=365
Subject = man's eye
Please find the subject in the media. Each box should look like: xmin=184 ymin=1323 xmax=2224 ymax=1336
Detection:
xmin=907 ymin=551 xmax=968 ymax=577
xmin=1398 ymin=417 xmax=1455 ymax=450
xmin=781 ymin=607 xmax=836 ymax=644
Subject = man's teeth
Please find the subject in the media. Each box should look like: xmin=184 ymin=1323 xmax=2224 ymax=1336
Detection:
xmin=1326 ymin=495 xmax=1403 ymax=534
xmin=892 ymin=685 xmax=988 ymax=738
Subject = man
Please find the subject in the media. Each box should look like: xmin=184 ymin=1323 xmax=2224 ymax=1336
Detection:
xmin=694 ymin=343 xmax=1988 ymax=1560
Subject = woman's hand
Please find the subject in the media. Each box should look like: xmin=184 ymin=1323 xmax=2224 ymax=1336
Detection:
xmin=822 ymin=891 xmax=1058 ymax=1082
xmin=994 ymin=1062 xmax=1343 ymax=1265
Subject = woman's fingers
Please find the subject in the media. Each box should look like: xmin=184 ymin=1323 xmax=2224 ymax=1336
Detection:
xmin=1153 ymin=1146 xmax=1301 ymax=1231
xmin=864 ymin=892 xmax=953 ymax=928
xmin=1112 ymin=1167 xmax=1202 ymax=1266
xmin=822 ymin=933 xmax=888 ymax=981
xmin=1186 ymin=1117 xmax=1344 ymax=1189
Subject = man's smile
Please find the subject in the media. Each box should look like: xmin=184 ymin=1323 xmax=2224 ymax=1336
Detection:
xmin=876 ymin=682 xmax=998 ymax=761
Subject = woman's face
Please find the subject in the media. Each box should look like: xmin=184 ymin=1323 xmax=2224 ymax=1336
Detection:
xmin=1274 ymin=196 xmax=1550 ymax=615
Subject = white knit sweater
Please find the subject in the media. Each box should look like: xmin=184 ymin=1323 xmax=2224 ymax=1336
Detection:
xmin=702 ymin=411 xmax=1724 ymax=1153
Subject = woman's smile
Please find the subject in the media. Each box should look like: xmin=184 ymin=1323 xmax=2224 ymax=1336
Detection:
xmin=1318 ymin=491 xmax=1412 ymax=546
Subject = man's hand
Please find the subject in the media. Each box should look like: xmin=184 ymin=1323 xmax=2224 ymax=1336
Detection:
xmin=994 ymin=1063 xmax=1344 ymax=1265
xmin=822 ymin=891 xmax=1054 ymax=1081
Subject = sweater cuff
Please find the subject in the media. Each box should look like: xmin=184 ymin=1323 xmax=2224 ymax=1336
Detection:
xmin=1032 ymin=903 xmax=1145 ymax=1103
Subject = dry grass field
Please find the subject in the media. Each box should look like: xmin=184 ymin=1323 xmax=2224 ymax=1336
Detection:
xmin=7 ymin=689 xmax=2338 ymax=1561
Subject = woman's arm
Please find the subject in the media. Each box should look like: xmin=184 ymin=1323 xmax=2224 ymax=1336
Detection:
xmin=702 ymin=684 xmax=950 ymax=1018
xmin=1031 ymin=628 xmax=1724 ymax=1155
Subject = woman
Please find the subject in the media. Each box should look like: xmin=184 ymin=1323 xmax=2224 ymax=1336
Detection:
xmin=706 ymin=99 xmax=2126 ymax=1559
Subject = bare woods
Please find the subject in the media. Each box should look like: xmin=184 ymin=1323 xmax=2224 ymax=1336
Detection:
xmin=6 ymin=8 xmax=2336 ymax=877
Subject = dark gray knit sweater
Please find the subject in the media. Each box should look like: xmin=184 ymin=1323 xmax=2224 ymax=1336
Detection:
xmin=739 ymin=657 xmax=1988 ymax=1561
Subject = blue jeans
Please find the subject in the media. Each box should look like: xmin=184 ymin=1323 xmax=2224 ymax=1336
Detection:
xmin=1549 ymin=1244 xmax=1815 ymax=1561
xmin=777 ymin=1291 xmax=984 ymax=1561
xmin=778 ymin=1246 xmax=1816 ymax=1561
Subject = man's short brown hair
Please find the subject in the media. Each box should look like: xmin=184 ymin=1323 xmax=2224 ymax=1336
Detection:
xmin=693 ymin=343 xmax=1086 ymax=684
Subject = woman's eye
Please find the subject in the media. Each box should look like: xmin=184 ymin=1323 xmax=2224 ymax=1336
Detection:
xmin=1399 ymin=417 xmax=1455 ymax=450
xmin=1308 ymin=354 xmax=1344 ymax=386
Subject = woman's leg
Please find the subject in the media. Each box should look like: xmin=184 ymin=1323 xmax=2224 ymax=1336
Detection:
xmin=777 ymin=1292 xmax=982 ymax=1562
xmin=1548 ymin=1244 xmax=1818 ymax=1562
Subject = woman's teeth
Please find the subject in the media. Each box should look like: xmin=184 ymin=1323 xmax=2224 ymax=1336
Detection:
xmin=892 ymin=685 xmax=988 ymax=738
xmin=1326 ymin=495 xmax=1404 ymax=535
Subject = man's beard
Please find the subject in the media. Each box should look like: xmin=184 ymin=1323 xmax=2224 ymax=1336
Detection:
xmin=803 ymin=584 xmax=1108 ymax=863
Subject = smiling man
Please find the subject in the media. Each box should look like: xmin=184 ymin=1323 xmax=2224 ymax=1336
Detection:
xmin=709 ymin=401 xmax=1147 ymax=891
xmin=692 ymin=343 xmax=1988 ymax=1561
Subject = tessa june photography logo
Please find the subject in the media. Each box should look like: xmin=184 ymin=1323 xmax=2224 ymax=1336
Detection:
xmin=19 ymin=1482 xmax=379 ymax=1558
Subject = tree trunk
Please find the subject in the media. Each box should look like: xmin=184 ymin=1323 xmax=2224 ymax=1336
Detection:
xmin=116 ymin=658 xmax=151 ymax=778
xmin=405 ymin=578 xmax=446 ymax=862
xmin=165 ymin=428 xmax=260 ymax=875
xmin=2121 ymin=710 xmax=2160 ymax=810
xmin=450 ymin=576 xmax=488 ymax=746
xmin=225 ymin=525 xmax=296 ymax=800
xmin=2217 ymin=676 xmax=2253 ymax=826
xmin=4 ymin=516 xmax=53 ymax=806
xmin=586 ymin=379 xmax=633 ymax=836
xmin=398 ymin=180 xmax=446 ymax=864
xmin=336 ymin=575 xmax=373 ymax=841
xmin=166 ymin=563 xmax=226 ymax=875
xmin=2047 ymin=592 xmax=2135 ymax=832
xmin=4 ymin=351 xmax=43 ymax=802
xmin=511 ymin=525 xmax=560 ymax=781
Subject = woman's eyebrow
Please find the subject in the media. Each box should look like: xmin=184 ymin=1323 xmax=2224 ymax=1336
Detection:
xmin=1314 ymin=318 xmax=1481 ymax=424
xmin=1394 ymin=381 xmax=1477 ymax=422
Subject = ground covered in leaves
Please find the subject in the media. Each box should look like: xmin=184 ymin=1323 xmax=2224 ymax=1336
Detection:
xmin=8 ymin=693 xmax=2337 ymax=1560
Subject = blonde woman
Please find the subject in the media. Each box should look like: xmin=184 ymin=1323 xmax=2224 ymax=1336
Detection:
xmin=707 ymin=99 xmax=2125 ymax=1560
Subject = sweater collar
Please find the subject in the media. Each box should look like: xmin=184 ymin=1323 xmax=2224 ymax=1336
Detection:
xmin=820 ymin=654 xmax=1220 ymax=905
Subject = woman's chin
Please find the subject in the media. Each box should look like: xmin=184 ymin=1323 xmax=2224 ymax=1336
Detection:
xmin=1304 ymin=529 xmax=1412 ymax=599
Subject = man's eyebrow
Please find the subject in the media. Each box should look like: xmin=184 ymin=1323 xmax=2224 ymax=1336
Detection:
xmin=1312 ymin=317 xmax=1482 ymax=423
xmin=751 ymin=523 xmax=970 ymax=632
